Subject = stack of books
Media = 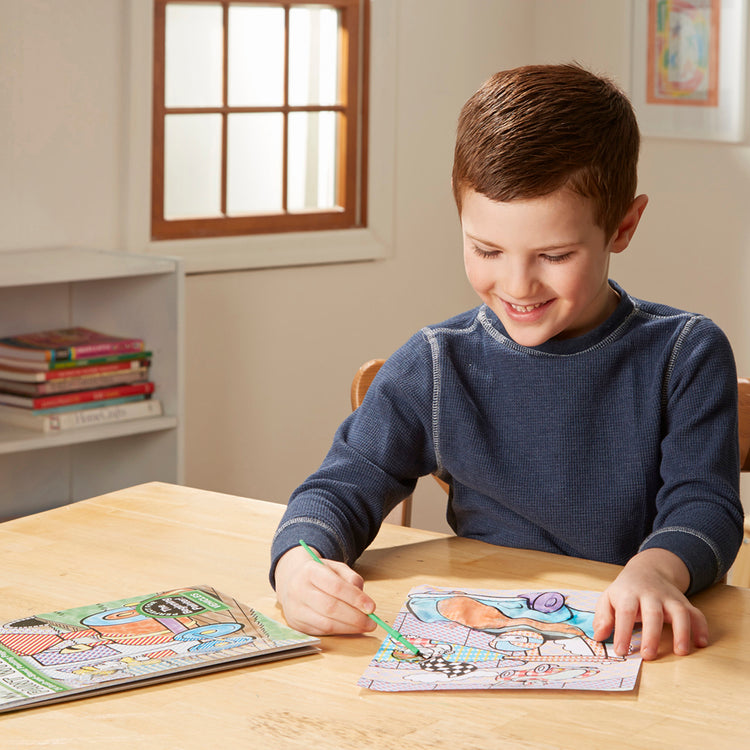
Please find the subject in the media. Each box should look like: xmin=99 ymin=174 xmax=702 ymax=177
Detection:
xmin=0 ymin=326 xmax=162 ymax=432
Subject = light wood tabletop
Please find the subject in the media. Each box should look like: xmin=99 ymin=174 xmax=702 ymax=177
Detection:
xmin=1 ymin=482 xmax=748 ymax=748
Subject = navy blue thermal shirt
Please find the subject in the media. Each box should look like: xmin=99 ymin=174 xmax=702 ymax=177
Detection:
xmin=271 ymin=282 xmax=743 ymax=595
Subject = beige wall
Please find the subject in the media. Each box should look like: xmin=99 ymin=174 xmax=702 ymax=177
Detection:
xmin=0 ymin=0 xmax=126 ymax=249
xmin=532 ymin=0 xmax=749 ymax=363
xmin=182 ymin=0 xmax=534 ymax=532
xmin=531 ymin=0 xmax=750 ymax=509
xmin=0 ymin=0 xmax=747 ymax=527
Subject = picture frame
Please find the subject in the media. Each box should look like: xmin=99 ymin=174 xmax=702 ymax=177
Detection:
xmin=630 ymin=0 xmax=748 ymax=142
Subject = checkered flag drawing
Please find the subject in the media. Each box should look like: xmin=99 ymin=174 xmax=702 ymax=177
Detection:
xmin=418 ymin=655 xmax=478 ymax=678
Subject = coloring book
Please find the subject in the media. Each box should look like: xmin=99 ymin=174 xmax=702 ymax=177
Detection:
xmin=0 ymin=585 xmax=320 ymax=713
xmin=358 ymin=586 xmax=642 ymax=692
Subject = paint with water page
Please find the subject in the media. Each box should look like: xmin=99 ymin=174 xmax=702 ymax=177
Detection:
xmin=358 ymin=586 xmax=641 ymax=692
xmin=0 ymin=585 xmax=320 ymax=713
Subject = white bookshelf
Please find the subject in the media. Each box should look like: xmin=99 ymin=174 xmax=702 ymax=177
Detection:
xmin=0 ymin=247 xmax=184 ymax=520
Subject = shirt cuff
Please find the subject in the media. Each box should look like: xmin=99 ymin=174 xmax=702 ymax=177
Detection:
xmin=639 ymin=527 xmax=721 ymax=596
xmin=269 ymin=518 xmax=348 ymax=589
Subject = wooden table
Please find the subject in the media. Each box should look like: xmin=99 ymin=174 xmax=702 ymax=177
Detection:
xmin=1 ymin=482 xmax=748 ymax=748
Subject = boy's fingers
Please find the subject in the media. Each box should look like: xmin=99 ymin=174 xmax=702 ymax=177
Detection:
xmin=690 ymin=607 xmax=710 ymax=649
xmin=592 ymin=594 xmax=615 ymax=642
xmin=612 ymin=598 xmax=638 ymax=657
xmin=666 ymin=600 xmax=709 ymax=654
xmin=667 ymin=606 xmax=692 ymax=656
xmin=310 ymin=561 xmax=375 ymax=632
xmin=326 ymin=559 xmax=366 ymax=590
xmin=308 ymin=560 xmax=376 ymax=615
xmin=638 ymin=600 xmax=664 ymax=660
xmin=301 ymin=585 xmax=377 ymax=634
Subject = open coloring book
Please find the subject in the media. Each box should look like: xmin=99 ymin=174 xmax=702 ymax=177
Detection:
xmin=358 ymin=586 xmax=642 ymax=692
xmin=0 ymin=585 xmax=320 ymax=713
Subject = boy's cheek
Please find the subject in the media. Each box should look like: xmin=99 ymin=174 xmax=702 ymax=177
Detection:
xmin=463 ymin=263 xmax=491 ymax=295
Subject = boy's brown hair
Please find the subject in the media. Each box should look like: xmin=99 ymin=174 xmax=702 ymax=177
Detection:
xmin=452 ymin=64 xmax=640 ymax=238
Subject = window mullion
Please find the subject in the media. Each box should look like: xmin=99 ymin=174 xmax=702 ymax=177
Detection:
xmin=221 ymin=1 xmax=230 ymax=217
xmin=151 ymin=1 xmax=167 ymax=234
xmin=282 ymin=5 xmax=290 ymax=214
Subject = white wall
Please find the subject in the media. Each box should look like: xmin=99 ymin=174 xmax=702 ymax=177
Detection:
xmin=0 ymin=0 xmax=747 ymax=527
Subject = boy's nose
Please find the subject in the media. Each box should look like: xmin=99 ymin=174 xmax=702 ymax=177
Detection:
xmin=504 ymin=260 xmax=538 ymax=300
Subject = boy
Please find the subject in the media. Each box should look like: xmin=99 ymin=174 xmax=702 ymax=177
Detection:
xmin=270 ymin=64 xmax=743 ymax=660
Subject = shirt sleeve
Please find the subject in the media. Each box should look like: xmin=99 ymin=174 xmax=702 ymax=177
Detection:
xmin=639 ymin=316 xmax=744 ymax=595
xmin=269 ymin=333 xmax=438 ymax=587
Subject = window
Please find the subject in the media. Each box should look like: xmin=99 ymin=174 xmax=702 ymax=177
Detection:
xmin=151 ymin=0 xmax=368 ymax=241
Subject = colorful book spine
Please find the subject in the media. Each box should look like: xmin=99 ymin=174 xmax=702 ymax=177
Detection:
xmin=0 ymin=358 xmax=150 ymax=383
xmin=24 ymin=395 xmax=148 ymax=415
xmin=0 ymin=368 xmax=149 ymax=396
xmin=0 ymin=327 xmax=145 ymax=362
xmin=0 ymin=368 xmax=148 ymax=396
xmin=0 ymin=351 xmax=152 ymax=372
xmin=0 ymin=399 xmax=163 ymax=433
xmin=0 ymin=382 xmax=155 ymax=410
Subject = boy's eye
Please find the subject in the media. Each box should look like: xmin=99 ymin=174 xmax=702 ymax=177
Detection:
xmin=473 ymin=245 xmax=500 ymax=259
xmin=542 ymin=252 xmax=572 ymax=263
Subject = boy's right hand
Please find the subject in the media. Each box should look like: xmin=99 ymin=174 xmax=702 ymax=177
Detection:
xmin=274 ymin=545 xmax=378 ymax=636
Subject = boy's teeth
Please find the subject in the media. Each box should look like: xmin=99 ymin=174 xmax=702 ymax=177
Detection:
xmin=510 ymin=302 xmax=544 ymax=312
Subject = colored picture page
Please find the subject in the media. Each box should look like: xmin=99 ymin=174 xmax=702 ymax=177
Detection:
xmin=358 ymin=586 xmax=642 ymax=692
xmin=0 ymin=585 xmax=319 ymax=713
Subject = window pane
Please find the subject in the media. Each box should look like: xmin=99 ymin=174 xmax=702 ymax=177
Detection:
xmin=228 ymin=5 xmax=285 ymax=107
xmin=165 ymin=3 xmax=223 ymax=107
xmin=287 ymin=111 xmax=338 ymax=211
xmin=164 ymin=114 xmax=222 ymax=219
xmin=289 ymin=6 xmax=340 ymax=106
xmin=227 ymin=113 xmax=284 ymax=215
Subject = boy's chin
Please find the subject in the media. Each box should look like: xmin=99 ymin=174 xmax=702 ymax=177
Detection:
xmin=505 ymin=330 xmax=553 ymax=348
xmin=496 ymin=315 xmax=558 ymax=348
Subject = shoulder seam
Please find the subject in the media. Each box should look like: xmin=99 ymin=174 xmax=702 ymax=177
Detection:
xmin=419 ymin=315 xmax=480 ymax=475
xmin=421 ymin=327 xmax=444 ymax=475
xmin=661 ymin=314 xmax=704 ymax=412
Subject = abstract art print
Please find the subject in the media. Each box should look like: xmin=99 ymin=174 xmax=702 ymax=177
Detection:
xmin=630 ymin=0 xmax=747 ymax=141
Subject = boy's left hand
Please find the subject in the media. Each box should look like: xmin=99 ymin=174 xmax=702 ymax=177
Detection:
xmin=593 ymin=548 xmax=709 ymax=660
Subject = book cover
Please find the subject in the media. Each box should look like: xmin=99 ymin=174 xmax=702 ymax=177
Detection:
xmin=0 ymin=358 xmax=150 ymax=383
xmin=0 ymin=399 xmax=163 ymax=432
xmin=0 ymin=327 xmax=145 ymax=362
xmin=0 ymin=381 xmax=155 ymax=410
xmin=0 ymin=367 xmax=149 ymax=396
xmin=0 ymin=585 xmax=320 ymax=713
xmin=0 ymin=352 xmax=153 ymax=373
xmin=7 ymin=394 xmax=149 ymax=416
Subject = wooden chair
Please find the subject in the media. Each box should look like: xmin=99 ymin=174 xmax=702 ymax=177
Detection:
xmin=732 ymin=378 xmax=750 ymax=586
xmin=350 ymin=359 xmax=449 ymax=527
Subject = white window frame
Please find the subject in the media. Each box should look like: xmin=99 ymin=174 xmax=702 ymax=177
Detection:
xmin=125 ymin=0 xmax=396 ymax=274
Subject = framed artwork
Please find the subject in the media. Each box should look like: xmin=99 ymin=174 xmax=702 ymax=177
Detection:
xmin=630 ymin=0 xmax=748 ymax=141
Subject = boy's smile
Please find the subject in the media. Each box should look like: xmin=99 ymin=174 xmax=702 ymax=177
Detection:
xmin=461 ymin=187 xmax=646 ymax=348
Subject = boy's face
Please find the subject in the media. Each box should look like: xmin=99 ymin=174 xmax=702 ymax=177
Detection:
xmin=461 ymin=187 xmax=627 ymax=348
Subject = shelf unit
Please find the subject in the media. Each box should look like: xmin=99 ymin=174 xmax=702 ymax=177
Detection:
xmin=0 ymin=247 xmax=184 ymax=520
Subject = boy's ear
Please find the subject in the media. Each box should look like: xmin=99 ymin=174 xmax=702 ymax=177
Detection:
xmin=610 ymin=194 xmax=648 ymax=253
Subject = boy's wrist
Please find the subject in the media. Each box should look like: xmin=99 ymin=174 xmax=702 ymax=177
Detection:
xmin=630 ymin=548 xmax=690 ymax=592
